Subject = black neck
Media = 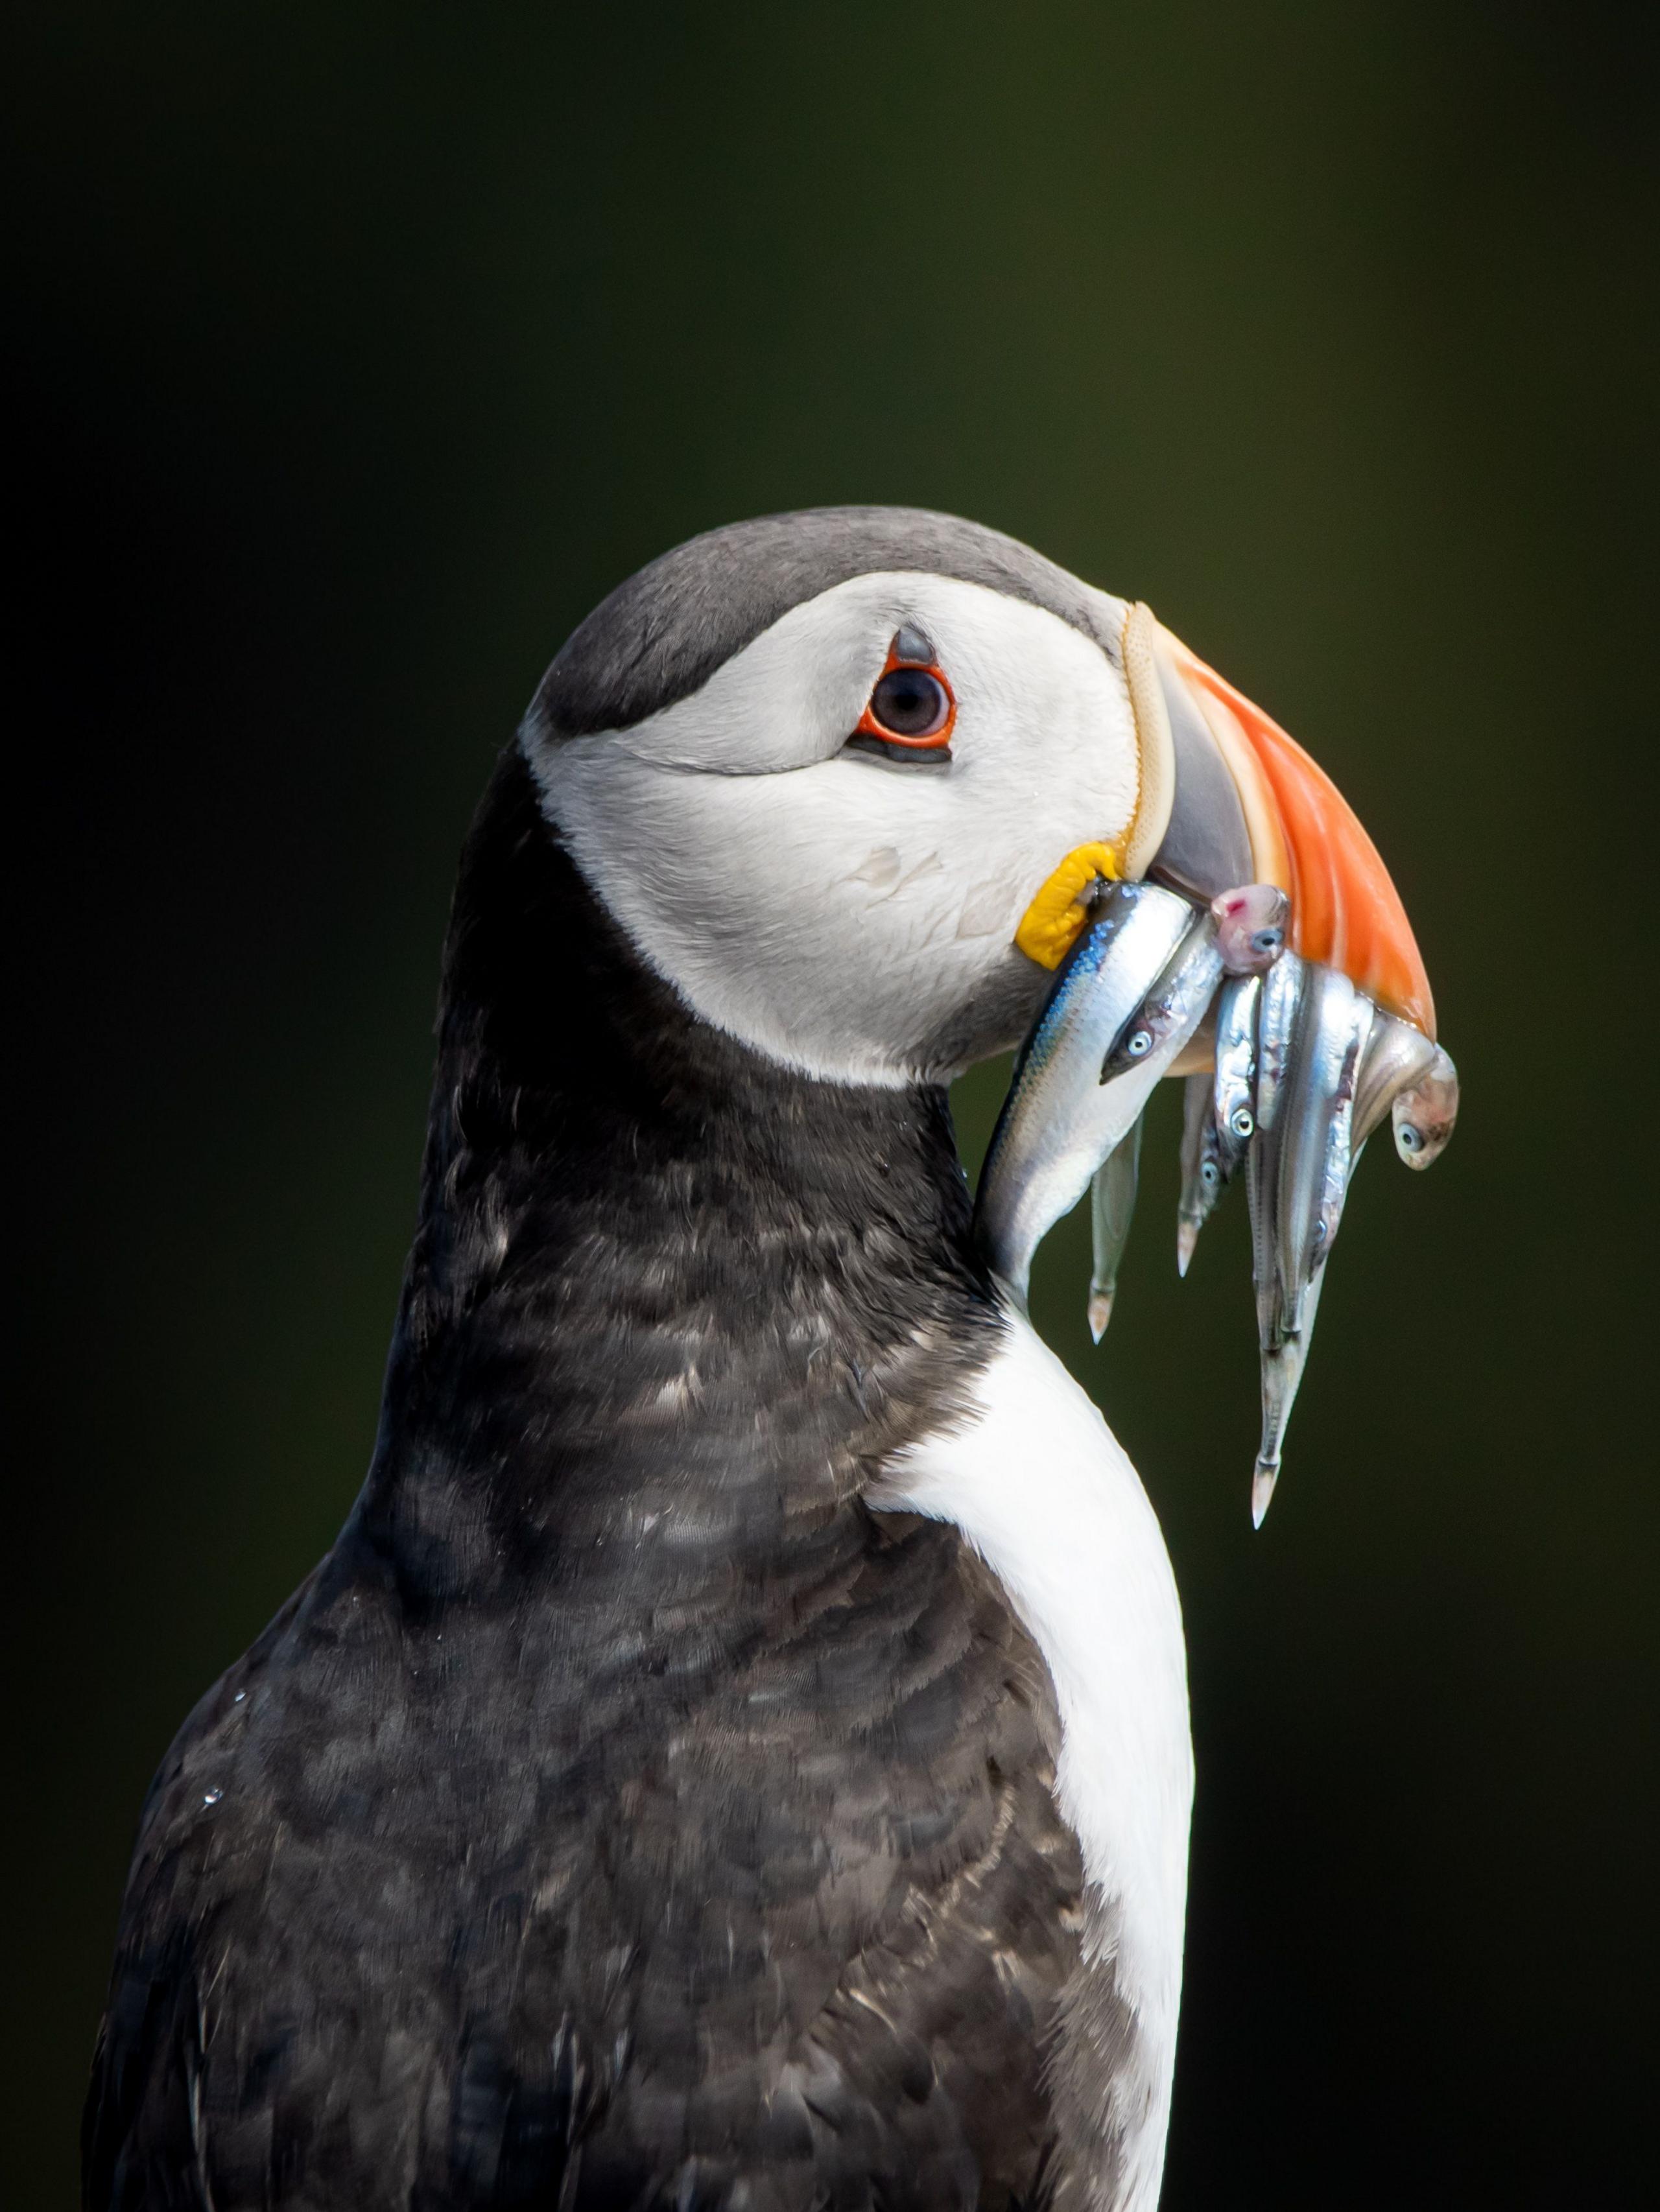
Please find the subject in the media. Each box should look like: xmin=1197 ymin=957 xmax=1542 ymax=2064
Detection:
xmin=346 ymin=746 xmax=998 ymax=1609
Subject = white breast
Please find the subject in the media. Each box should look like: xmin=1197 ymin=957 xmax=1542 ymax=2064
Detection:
xmin=869 ymin=1307 xmax=1193 ymax=2212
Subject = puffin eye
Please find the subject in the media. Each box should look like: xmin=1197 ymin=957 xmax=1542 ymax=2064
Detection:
xmin=869 ymin=666 xmax=950 ymax=740
xmin=846 ymin=631 xmax=957 ymax=768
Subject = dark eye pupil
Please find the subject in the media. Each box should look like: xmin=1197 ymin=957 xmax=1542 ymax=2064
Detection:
xmin=870 ymin=667 xmax=948 ymax=738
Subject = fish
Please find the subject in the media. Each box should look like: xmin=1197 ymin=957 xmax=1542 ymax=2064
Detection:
xmin=979 ymin=865 xmax=1454 ymax=1522
xmin=1392 ymin=1046 xmax=1460 ymax=1167
xmin=1088 ymin=1111 xmax=1144 ymax=1340
xmin=1098 ymin=914 xmax=1226 ymax=1084
xmin=975 ymin=880 xmax=1209 ymax=1300
xmin=1211 ymin=972 xmax=1261 ymax=1175
xmin=1252 ymin=948 xmax=1303 ymax=1134
xmin=1211 ymin=882 xmax=1290 ymax=976
xmin=1098 ymin=878 xmax=1281 ymax=1088
xmin=1251 ymin=1264 xmax=1325 ymax=1529
xmin=1244 ymin=950 xmax=1305 ymax=1371
xmin=1175 ymin=1072 xmax=1224 ymax=1280
xmin=1274 ymin=965 xmax=1372 ymax=1339
xmin=1174 ymin=965 xmax=1265 ymax=1277
xmin=1353 ymin=1011 xmax=1438 ymax=1148
xmin=1246 ymin=961 xmax=1371 ymax=1522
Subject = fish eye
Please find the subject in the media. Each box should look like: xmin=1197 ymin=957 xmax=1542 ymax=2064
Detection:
xmin=1200 ymin=1160 xmax=1220 ymax=1187
xmin=1229 ymin=1106 xmax=1254 ymax=1138
xmin=1251 ymin=928 xmax=1284 ymax=955
xmin=869 ymin=666 xmax=950 ymax=739
xmin=1126 ymin=1030 xmax=1153 ymax=1058
xmin=1398 ymin=1124 xmax=1423 ymax=1151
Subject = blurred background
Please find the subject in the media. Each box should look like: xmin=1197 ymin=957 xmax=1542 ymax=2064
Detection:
xmin=9 ymin=3 xmax=1657 ymax=2204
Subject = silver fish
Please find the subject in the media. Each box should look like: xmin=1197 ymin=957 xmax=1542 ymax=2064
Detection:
xmin=1251 ymin=1264 xmax=1326 ymax=1528
xmin=1244 ymin=950 xmax=1305 ymax=1369
xmin=1175 ymin=1072 xmax=1223 ymax=1280
xmin=1247 ymin=1103 xmax=1285 ymax=1390
xmin=1098 ymin=915 xmax=1226 ymax=1084
xmin=1392 ymin=1046 xmax=1460 ymax=1168
xmin=1211 ymin=972 xmax=1261 ymax=1177
xmin=1087 ymin=1111 xmax=1144 ymax=1340
xmin=1210 ymin=882 xmax=1291 ymax=976
xmin=980 ymin=866 xmax=1458 ymax=1521
xmin=1245 ymin=961 xmax=1370 ymax=1522
xmin=1165 ymin=996 xmax=1217 ymax=1081
xmin=1253 ymin=948 xmax=1303 ymax=1133
xmin=1353 ymin=1012 xmax=1438 ymax=1148
xmin=1274 ymin=965 xmax=1371 ymax=1339
xmin=975 ymin=881 xmax=1207 ymax=1300
xmin=1175 ymin=967 xmax=1263 ymax=1278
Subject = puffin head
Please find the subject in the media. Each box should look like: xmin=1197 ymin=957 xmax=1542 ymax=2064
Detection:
xmin=521 ymin=507 xmax=1432 ymax=1087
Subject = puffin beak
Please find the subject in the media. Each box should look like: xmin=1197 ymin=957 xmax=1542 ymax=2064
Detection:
xmin=1122 ymin=603 xmax=1435 ymax=1036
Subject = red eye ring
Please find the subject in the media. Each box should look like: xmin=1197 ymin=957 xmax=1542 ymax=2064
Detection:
xmin=854 ymin=638 xmax=956 ymax=751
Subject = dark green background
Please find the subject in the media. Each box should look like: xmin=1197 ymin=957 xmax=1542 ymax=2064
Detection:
xmin=11 ymin=5 xmax=1657 ymax=2205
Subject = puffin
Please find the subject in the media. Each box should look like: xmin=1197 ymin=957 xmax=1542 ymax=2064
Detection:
xmin=85 ymin=508 xmax=1430 ymax=2212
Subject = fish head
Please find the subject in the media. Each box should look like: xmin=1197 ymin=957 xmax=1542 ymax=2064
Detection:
xmin=1210 ymin=883 xmax=1290 ymax=974
xmin=1392 ymin=1048 xmax=1460 ymax=1168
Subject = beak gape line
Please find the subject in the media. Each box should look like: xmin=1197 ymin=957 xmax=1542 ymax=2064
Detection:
xmin=993 ymin=606 xmax=1454 ymax=1520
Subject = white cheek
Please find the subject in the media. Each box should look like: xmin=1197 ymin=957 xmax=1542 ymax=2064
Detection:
xmin=845 ymin=846 xmax=903 ymax=891
xmin=955 ymin=879 xmax=1015 ymax=939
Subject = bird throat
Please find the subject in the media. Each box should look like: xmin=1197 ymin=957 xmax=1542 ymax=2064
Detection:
xmin=355 ymin=747 xmax=1004 ymax=1592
